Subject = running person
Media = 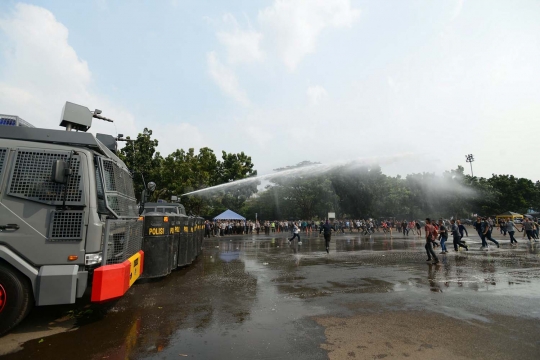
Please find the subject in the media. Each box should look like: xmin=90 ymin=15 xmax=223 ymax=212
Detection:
xmin=320 ymin=220 xmax=333 ymax=254
xmin=424 ymin=218 xmax=439 ymax=264
xmin=499 ymin=220 xmax=506 ymax=235
xmin=438 ymin=219 xmax=449 ymax=254
xmin=451 ymin=219 xmax=468 ymax=251
xmin=506 ymin=219 xmax=518 ymax=245
xmin=457 ymin=220 xmax=468 ymax=239
xmin=288 ymin=222 xmax=302 ymax=244
xmin=522 ymin=218 xmax=535 ymax=241
xmin=482 ymin=217 xmax=499 ymax=249
xmin=474 ymin=216 xmax=488 ymax=250
xmin=402 ymin=220 xmax=408 ymax=236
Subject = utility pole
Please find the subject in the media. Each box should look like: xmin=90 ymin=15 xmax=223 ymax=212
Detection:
xmin=465 ymin=154 xmax=475 ymax=177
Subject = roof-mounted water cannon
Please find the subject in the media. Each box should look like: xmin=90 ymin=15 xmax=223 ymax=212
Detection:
xmin=91 ymin=108 xmax=114 ymax=123
xmin=60 ymin=102 xmax=114 ymax=132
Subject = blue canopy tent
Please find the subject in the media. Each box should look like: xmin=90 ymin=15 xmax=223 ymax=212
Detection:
xmin=213 ymin=209 xmax=246 ymax=221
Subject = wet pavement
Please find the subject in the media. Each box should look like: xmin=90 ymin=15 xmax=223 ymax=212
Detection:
xmin=2 ymin=230 xmax=540 ymax=359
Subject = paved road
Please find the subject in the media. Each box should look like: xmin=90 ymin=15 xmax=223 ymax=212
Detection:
xmin=2 ymin=231 xmax=540 ymax=359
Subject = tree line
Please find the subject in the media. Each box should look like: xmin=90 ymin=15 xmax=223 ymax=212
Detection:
xmin=118 ymin=128 xmax=257 ymax=215
xmin=244 ymin=163 xmax=540 ymax=221
xmin=118 ymin=129 xmax=540 ymax=220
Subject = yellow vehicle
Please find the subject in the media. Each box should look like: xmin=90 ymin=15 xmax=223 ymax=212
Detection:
xmin=495 ymin=211 xmax=523 ymax=224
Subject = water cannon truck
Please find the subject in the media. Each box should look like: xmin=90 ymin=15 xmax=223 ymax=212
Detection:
xmin=0 ymin=102 xmax=144 ymax=336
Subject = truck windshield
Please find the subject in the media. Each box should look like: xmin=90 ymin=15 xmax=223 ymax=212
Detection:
xmin=98 ymin=158 xmax=138 ymax=219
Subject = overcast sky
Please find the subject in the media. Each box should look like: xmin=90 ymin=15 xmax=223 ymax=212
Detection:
xmin=1 ymin=0 xmax=539 ymax=181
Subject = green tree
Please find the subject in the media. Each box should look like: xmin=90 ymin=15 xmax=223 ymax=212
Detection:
xmin=485 ymin=175 xmax=540 ymax=214
xmin=462 ymin=175 xmax=499 ymax=216
xmin=330 ymin=165 xmax=386 ymax=218
xmin=275 ymin=176 xmax=337 ymax=219
xmin=378 ymin=176 xmax=411 ymax=218
xmin=158 ymin=148 xmax=220 ymax=215
xmin=118 ymin=128 xmax=161 ymax=201
xmin=218 ymin=151 xmax=257 ymax=182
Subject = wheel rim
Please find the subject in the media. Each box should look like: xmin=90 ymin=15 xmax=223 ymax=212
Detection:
xmin=0 ymin=284 xmax=6 ymax=313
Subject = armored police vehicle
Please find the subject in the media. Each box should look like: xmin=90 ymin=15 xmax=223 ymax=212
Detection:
xmin=0 ymin=102 xmax=144 ymax=336
xmin=142 ymin=202 xmax=187 ymax=215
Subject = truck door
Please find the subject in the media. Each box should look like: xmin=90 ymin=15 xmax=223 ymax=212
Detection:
xmin=0 ymin=147 xmax=88 ymax=266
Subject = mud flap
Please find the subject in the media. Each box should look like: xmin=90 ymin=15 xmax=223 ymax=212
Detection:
xmin=36 ymin=265 xmax=78 ymax=306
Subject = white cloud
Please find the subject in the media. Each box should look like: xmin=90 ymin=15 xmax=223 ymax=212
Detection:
xmin=258 ymin=0 xmax=360 ymax=70
xmin=202 ymin=15 xmax=213 ymax=25
xmin=217 ymin=13 xmax=263 ymax=64
xmin=243 ymin=124 xmax=274 ymax=148
xmin=153 ymin=122 xmax=207 ymax=156
xmin=0 ymin=3 xmax=232 ymax=161
xmin=94 ymin=0 xmax=108 ymax=11
xmin=0 ymin=3 xmax=136 ymax=137
xmin=451 ymin=0 xmax=465 ymax=21
xmin=307 ymin=85 xmax=328 ymax=105
xmin=207 ymin=51 xmax=249 ymax=106
xmin=387 ymin=76 xmax=399 ymax=93
xmin=206 ymin=1 xmax=359 ymax=105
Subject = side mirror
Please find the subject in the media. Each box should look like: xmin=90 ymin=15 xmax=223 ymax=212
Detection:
xmin=51 ymin=160 xmax=71 ymax=184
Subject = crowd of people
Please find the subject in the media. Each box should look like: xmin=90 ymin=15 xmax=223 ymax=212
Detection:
xmin=422 ymin=216 xmax=540 ymax=264
xmin=204 ymin=219 xmax=427 ymax=238
xmin=204 ymin=216 xmax=540 ymax=262
xmin=203 ymin=219 xmax=422 ymax=238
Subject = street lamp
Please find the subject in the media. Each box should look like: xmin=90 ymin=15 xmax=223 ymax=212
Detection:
xmin=465 ymin=154 xmax=474 ymax=177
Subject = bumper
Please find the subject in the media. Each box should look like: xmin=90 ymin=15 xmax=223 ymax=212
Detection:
xmin=91 ymin=250 xmax=144 ymax=302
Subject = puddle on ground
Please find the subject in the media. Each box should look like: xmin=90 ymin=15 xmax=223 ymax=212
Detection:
xmin=4 ymin=234 xmax=540 ymax=360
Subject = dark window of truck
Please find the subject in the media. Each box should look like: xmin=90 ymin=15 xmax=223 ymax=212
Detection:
xmin=94 ymin=160 xmax=108 ymax=214
xmin=0 ymin=148 xmax=7 ymax=187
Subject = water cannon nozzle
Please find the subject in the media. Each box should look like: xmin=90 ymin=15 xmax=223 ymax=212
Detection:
xmin=93 ymin=113 xmax=114 ymax=122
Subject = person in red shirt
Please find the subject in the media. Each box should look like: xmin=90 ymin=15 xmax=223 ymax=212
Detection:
xmin=424 ymin=218 xmax=439 ymax=264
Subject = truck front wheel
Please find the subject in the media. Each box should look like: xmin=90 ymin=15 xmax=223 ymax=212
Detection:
xmin=0 ymin=263 xmax=33 ymax=337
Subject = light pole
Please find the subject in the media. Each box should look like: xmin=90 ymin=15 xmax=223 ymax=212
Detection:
xmin=465 ymin=154 xmax=475 ymax=177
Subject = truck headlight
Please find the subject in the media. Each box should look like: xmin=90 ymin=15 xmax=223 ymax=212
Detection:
xmin=85 ymin=253 xmax=103 ymax=266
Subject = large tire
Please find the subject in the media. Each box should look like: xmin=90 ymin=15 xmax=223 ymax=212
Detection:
xmin=0 ymin=263 xmax=33 ymax=337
